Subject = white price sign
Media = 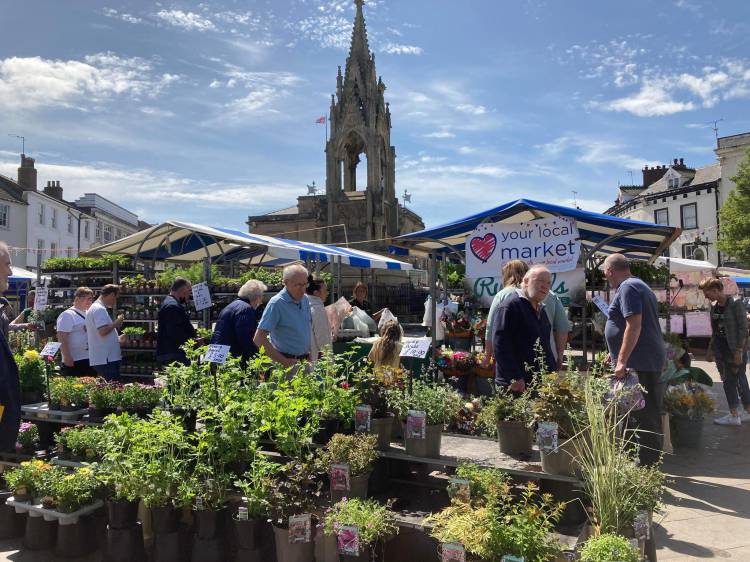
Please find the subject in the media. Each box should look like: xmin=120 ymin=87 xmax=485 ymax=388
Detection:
xmin=40 ymin=342 xmax=62 ymax=358
xmin=591 ymin=294 xmax=610 ymax=318
xmin=203 ymin=344 xmax=230 ymax=364
xmin=399 ymin=338 xmax=431 ymax=359
xmin=192 ymin=282 xmax=212 ymax=312
xmin=34 ymin=287 xmax=49 ymax=311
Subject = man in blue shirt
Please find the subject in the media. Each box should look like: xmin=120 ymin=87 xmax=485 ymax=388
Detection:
xmin=603 ymin=253 xmax=666 ymax=466
xmin=254 ymin=264 xmax=312 ymax=368
xmin=212 ymin=279 xmax=266 ymax=365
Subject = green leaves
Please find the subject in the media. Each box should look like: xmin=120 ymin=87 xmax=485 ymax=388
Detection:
xmin=661 ymin=365 xmax=713 ymax=386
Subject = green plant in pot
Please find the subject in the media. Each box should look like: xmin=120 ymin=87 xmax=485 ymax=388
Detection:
xmin=386 ymin=379 xmax=463 ymax=458
xmin=323 ymin=498 xmax=399 ymax=561
xmin=664 ymin=383 xmax=715 ymax=448
xmin=88 ymin=380 xmax=122 ymax=419
xmin=268 ymin=459 xmax=323 ymax=562
xmin=56 ymin=425 xmax=107 ymax=461
xmin=4 ymin=460 xmax=57 ymax=501
xmin=15 ymin=350 xmax=46 ymax=404
xmin=52 ymin=465 xmax=103 ymax=513
xmin=579 ymin=533 xmax=640 ymax=562
xmin=317 ymin=433 xmax=378 ymax=502
xmin=15 ymin=422 xmax=39 ymax=455
xmin=50 ymin=376 xmax=96 ymax=410
xmin=357 ymin=365 xmax=407 ymax=450
xmin=233 ymin=455 xmax=280 ymax=552
xmin=121 ymin=326 xmax=145 ymax=344
xmin=486 ymin=386 xmax=535 ymax=460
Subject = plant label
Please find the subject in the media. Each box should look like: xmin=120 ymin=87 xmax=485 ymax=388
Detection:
xmin=634 ymin=510 xmax=650 ymax=540
xmin=400 ymin=337 xmax=431 ymax=359
xmin=330 ymin=463 xmax=351 ymax=492
xmin=238 ymin=506 xmax=248 ymax=521
xmin=40 ymin=342 xmax=62 ymax=359
xmin=355 ymin=405 xmax=372 ymax=432
xmin=288 ymin=514 xmax=312 ymax=543
xmin=591 ymin=294 xmax=610 ymax=318
xmin=406 ymin=410 xmax=426 ymax=440
xmin=203 ymin=344 xmax=230 ymax=364
xmin=501 ymin=556 xmax=524 ymax=562
xmin=192 ymin=282 xmax=212 ymax=312
xmin=34 ymin=288 xmax=49 ymax=311
xmin=195 ymin=497 xmax=204 ymax=511
xmin=448 ymin=477 xmax=471 ymax=503
xmin=441 ymin=543 xmax=466 ymax=562
xmin=337 ymin=525 xmax=360 ymax=556
xmin=537 ymin=421 xmax=558 ymax=453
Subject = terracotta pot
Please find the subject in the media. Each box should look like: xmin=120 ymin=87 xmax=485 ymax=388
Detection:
xmin=540 ymin=437 xmax=580 ymax=477
xmin=273 ymin=525 xmax=315 ymax=562
xmin=331 ymin=471 xmax=371 ymax=503
xmin=497 ymin=420 xmax=533 ymax=460
xmin=403 ymin=423 xmax=442 ymax=458
xmin=106 ymin=499 xmax=140 ymax=530
xmin=369 ymin=415 xmax=393 ymax=450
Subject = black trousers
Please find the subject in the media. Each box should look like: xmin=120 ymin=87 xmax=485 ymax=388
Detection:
xmin=62 ymin=359 xmax=96 ymax=377
xmin=629 ymin=370 xmax=666 ymax=466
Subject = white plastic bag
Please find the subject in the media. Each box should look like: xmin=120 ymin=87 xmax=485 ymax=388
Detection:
xmin=378 ymin=308 xmax=398 ymax=331
xmin=350 ymin=306 xmax=378 ymax=335
xmin=326 ymin=297 xmax=353 ymax=339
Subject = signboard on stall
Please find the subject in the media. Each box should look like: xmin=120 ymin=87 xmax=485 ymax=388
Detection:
xmin=466 ymin=217 xmax=580 ymax=279
xmin=470 ymin=268 xmax=585 ymax=308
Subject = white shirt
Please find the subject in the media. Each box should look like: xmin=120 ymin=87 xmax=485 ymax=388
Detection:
xmin=56 ymin=307 xmax=89 ymax=362
xmin=308 ymin=295 xmax=332 ymax=359
xmin=86 ymin=299 xmax=121 ymax=366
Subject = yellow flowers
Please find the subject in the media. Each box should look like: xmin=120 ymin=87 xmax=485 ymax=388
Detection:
xmin=23 ymin=349 xmax=40 ymax=361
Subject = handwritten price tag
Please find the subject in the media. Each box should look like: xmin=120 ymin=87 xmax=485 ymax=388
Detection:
xmin=40 ymin=342 xmax=62 ymax=358
xmin=203 ymin=344 xmax=230 ymax=364
xmin=192 ymin=282 xmax=212 ymax=312
xmin=34 ymin=288 xmax=49 ymax=311
xmin=591 ymin=294 xmax=610 ymax=318
xmin=400 ymin=338 xmax=431 ymax=359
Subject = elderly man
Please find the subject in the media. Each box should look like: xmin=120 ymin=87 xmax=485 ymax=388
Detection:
xmin=157 ymin=277 xmax=196 ymax=366
xmin=56 ymin=287 xmax=96 ymax=376
xmin=492 ymin=265 xmax=556 ymax=392
xmin=213 ymin=279 xmax=267 ymax=365
xmin=0 ymin=242 xmax=21 ymax=452
xmin=254 ymin=264 xmax=312 ymax=368
xmin=86 ymin=284 xmax=124 ymax=381
xmin=603 ymin=253 xmax=666 ymax=466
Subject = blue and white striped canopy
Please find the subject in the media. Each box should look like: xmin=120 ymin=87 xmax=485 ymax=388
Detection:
xmin=395 ymin=198 xmax=679 ymax=263
xmin=87 ymin=221 xmax=413 ymax=270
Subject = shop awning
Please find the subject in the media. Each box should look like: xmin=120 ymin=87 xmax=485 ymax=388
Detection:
xmin=732 ymin=277 xmax=750 ymax=288
xmin=394 ymin=198 xmax=680 ymax=263
xmin=654 ymin=256 xmax=717 ymax=273
xmin=86 ymin=221 xmax=413 ymax=270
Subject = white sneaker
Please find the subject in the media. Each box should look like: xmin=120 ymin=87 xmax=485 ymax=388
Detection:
xmin=740 ymin=411 xmax=750 ymax=423
xmin=714 ymin=413 xmax=742 ymax=426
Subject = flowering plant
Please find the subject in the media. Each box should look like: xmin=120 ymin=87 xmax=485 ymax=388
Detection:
xmin=54 ymin=466 xmax=102 ymax=513
xmin=15 ymin=422 xmax=39 ymax=453
xmin=15 ymin=350 xmax=46 ymax=395
xmin=50 ymin=376 xmax=97 ymax=409
xmin=323 ymin=498 xmax=399 ymax=546
xmin=437 ymin=348 xmax=476 ymax=371
xmin=444 ymin=311 xmax=472 ymax=334
xmin=4 ymin=460 xmax=57 ymax=499
xmin=664 ymin=384 xmax=715 ymax=418
xmin=317 ymin=433 xmax=378 ymax=477
xmin=55 ymin=425 xmax=107 ymax=460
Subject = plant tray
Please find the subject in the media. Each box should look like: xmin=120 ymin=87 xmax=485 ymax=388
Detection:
xmin=51 ymin=457 xmax=85 ymax=468
xmin=6 ymin=497 xmax=103 ymax=526
xmin=0 ymin=450 xmax=49 ymax=464
xmin=21 ymin=403 xmax=89 ymax=422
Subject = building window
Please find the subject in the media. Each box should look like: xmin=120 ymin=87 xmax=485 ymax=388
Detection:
xmin=0 ymin=204 xmax=8 ymax=228
xmin=67 ymin=214 xmax=73 ymax=234
xmin=96 ymin=221 xmax=102 ymax=241
xmin=84 ymin=221 xmax=90 ymax=240
xmin=116 ymin=228 xmax=122 ymax=240
xmin=682 ymin=243 xmax=705 ymax=261
xmin=50 ymin=242 xmax=57 ymax=258
xmin=654 ymin=208 xmax=669 ymax=225
xmin=67 ymin=247 xmax=73 ymax=257
xmin=680 ymin=203 xmax=698 ymax=230
xmin=37 ymin=239 xmax=44 ymax=262
xmin=39 ymin=204 xmax=45 ymax=225
xmin=51 ymin=208 xmax=57 ymax=229
xmin=103 ymin=225 xmax=113 ymax=242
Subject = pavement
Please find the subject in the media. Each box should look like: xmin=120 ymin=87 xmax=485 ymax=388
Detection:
xmin=1 ymin=360 xmax=748 ymax=561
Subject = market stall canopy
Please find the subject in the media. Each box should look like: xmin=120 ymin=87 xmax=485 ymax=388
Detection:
xmin=654 ymin=256 xmax=717 ymax=273
xmin=732 ymin=277 xmax=750 ymax=288
xmin=394 ymin=198 xmax=680 ymax=263
xmin=86 ymin=221 xmax=413 ymax=270
xmin=11 ymin=266 xmax=36 ymax=280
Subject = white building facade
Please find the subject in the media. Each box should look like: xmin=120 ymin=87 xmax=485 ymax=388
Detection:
xmin=74 ymin=193 xmax=139 ymax=247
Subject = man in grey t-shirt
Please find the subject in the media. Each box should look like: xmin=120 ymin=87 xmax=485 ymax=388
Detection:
xmin=603 ymin=253 xmax=666 ymax=466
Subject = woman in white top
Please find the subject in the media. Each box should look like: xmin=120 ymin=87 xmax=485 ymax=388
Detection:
xmin=57 ymin=287 xmax=96 ymax=376
xmin=307 ymin=276 xmax=332 ymax=361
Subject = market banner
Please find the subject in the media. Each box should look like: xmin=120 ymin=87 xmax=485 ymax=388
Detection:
xmin=470 ymin=268 xmax=585 ymax=308
xmin=466 ymin=217 xmax=580 ymax=278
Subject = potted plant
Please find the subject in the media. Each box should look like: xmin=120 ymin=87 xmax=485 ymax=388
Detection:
xmin=665 ymin=383 xmax=715 ymax=448
xmin=579 ymin=533 xmax=640 ymax=562
xmin=358 ymin=366 xmax=406 ymax=450
xmin=15 ymin=422 xmax=40 ymax=455
xmin=323 ymin=498 xmax=399 ymax=561
xmin=443 ymin=309 xmax=473 ymax=351
xmin=15 ymin=350 xmax=46 ymax=404
xmin=89 ymin=380 xmax=122 ymax=420
xmin=487 ymin=386 xmax=535 ymax=459
xmin=56 ymin=425 xmax=107 ymax=462
xmin=4 ymin=460 xmax=55 ymax=502
xmin=267 ymin=459 xmax=323 ymax=562
xmin=386 ymin=379 xmax=463 ymax=458
xmin=233 ymin=455 xmax=279 ymax=553
xmin=317 ymin=433 xmax=378 ymax=502
xmin=50 ymin=376 xmax=96 ymax=411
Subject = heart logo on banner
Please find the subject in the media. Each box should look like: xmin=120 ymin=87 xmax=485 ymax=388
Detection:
xmin=469 ymin=233 xmax=497 ymax=263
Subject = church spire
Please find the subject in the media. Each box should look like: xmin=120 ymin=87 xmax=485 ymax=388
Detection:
xmin=347 ymin=0 xmax=371 ymax=72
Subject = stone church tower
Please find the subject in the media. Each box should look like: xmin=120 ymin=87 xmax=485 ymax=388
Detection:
xmin=247 ymin=0 xmax=423 ymax=249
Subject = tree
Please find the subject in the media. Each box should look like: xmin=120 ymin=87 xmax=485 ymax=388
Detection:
xmin=718 ymin=148 xmax=750 ymax=267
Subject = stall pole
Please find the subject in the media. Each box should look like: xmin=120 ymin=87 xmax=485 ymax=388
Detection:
xmin=337 ymin=256 xmax=343 ymax=302
xmin=430 ymin=252 xmax=438 ymax=369
xmin=581 ymin=254 xmax=589 ymax=368
xmin=665 ymin=256 xmax=672 ymax=336
xmin=202 ymin=257 xmax=212 ymax=330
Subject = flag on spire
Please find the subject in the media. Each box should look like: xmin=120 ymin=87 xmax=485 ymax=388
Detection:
xmin=315 ymin=116 xmax=326 ymax=124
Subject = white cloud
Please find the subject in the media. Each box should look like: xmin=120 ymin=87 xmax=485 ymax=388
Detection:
xmin=456 ymin=104 xmax=487 ymax=115
xmin=293 ymin=13 xmax=351 ymax=50
xmin=458 ymin=146 xmax=477 ymax=154
xmin=382 ymin=43 xmax=423 ymax=56
xmin=537 ymin=136 xmax=655 ymax=170
xmin=0 ymin=52 xmax=179 ymax=111
xmin=102 ymin=8 xmax=142 ymax=24
xmin=155 ymin=10 xmax=216 ymax=32
xmin=423 ymin=131 xmax=455 ymax=139
xmin=597 ymin=82 xmax=696 ymax=117
xmin=140 ymin=107 xmax=175 ymax=118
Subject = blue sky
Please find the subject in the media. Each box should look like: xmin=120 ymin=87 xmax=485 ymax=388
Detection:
xmin=1 ymin=0 xmax=749 ymax=231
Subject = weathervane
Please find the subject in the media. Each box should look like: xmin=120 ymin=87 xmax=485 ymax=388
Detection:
xmin=8 ymin=134 xmax=25 ymax=154
xmin=307 ymin=181 xmax=318 ymax=195
xmin=403 ymin=189 xmax=411 ymax=205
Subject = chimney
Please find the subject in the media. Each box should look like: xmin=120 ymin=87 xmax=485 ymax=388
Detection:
xmin=679 ymin=158 xmax=684 ymax=166
xmin=43 ymin=180 xmax=64 ymax=200
xmin=642 ymin=163 xmax=669 ymax=188
xmin=17 ymin=154 xmax=37 ymax=191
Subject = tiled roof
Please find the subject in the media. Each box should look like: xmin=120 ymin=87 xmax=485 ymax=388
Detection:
xmin=0 ymin=174 xmax=27 ymax=204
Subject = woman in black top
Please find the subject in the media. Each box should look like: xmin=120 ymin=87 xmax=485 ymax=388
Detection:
xmin=349 ymin=281 xmax=372 ymax=317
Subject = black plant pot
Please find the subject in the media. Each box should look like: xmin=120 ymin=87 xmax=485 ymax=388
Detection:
xmin=107 ymin=498 xmax=140 ymax=529
xmin=153 ymin=530 xmax=181 ymax=562
xmin=0 ymin=491 xmax=25 ymax=539
xmin=194 ymin=507 xmax=225 ymax=540
xmin=24 ymin=514 xmax=57 ymax=550
xmin=103 ymin=522 xmax=145 ymax=562
xmin=151 ymin=505 xmax=181 ymax=535
xmin=21 ymin=390 xmax=43 ymax=405
xmin=233 ymin=516 xmax=262 ymax=551
xmin=192 ymin=536 xmax=224 ymax=562
xmin=55 ymin=516 xmax=96 ymax=558
xmin=312 ymin=418 xmax=340 ymax=445
xmin=88 ymin=406 xmax=116 ymax=422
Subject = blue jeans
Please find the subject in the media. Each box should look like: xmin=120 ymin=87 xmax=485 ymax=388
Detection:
xmin=714 ymin=342 xmax=750 ymax=411
xmin=94 ymin=360 xmax=121 ymax=381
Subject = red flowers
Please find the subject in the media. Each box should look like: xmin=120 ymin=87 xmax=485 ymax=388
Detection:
xmin=340 ymin=382 xmax=350 ymax=390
